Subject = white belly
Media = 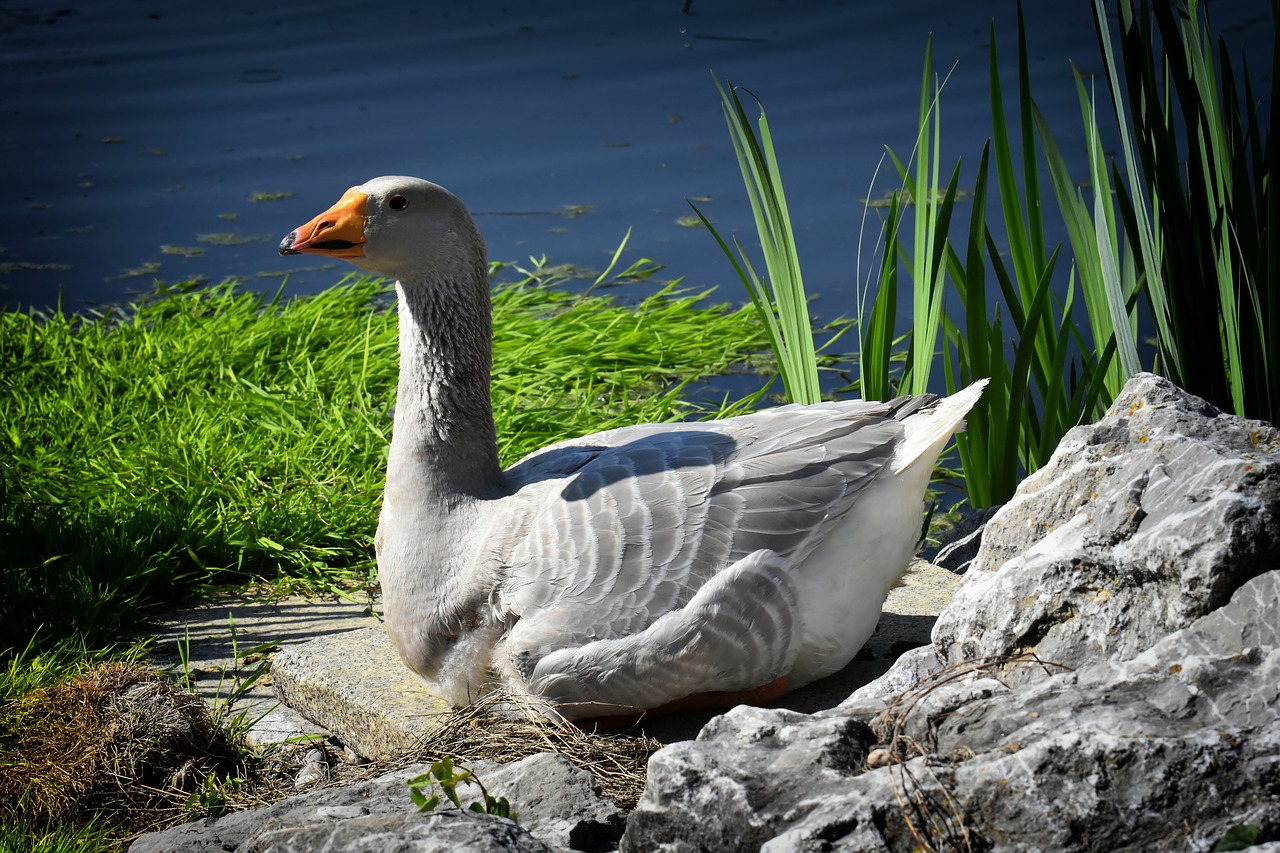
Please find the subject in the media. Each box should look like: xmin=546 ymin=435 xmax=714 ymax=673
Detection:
xmin=788 ymin=461 xmax=935 ymax=686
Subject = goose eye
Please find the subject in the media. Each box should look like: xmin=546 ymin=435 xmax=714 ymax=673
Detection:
xmin=388 ymin=194 xmax=408 ymax=211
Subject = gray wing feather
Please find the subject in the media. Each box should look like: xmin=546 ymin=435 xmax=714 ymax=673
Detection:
xmin=493 ymin=399 xmax=920 ymax=693
xmin=525 ymin=550 xmax=801 ymax=718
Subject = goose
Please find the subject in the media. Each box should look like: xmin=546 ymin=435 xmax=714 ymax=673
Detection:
xmin=279 ymin=176 xmax=987 ymax=725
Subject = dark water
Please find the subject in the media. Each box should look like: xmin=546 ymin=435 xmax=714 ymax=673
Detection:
xmin=2 ymin=0 xmax=1272 ymax=334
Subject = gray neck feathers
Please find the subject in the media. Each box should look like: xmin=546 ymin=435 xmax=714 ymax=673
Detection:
xmin=390 ymin=267 xmax=501 ymax=504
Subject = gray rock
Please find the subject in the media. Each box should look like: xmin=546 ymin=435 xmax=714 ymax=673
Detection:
xmin=625 ymin=570 xmax=1280 ymax=852
xmin=920 ymin=505 xmax=1000 ymax=573
xmin=850 ymin=372 xmax=1280 ymax=709
xmin=243 ymin=811 xmax=549 ymax=853
xmin=935 ymin=373 xmax=1279 ymax=680
xmin=130 ymin=752 xmax=623 ymax=853
xmin=624 ymin=375 xmax=1280 ymax=852
xmin=476 ymin=752 xmax=626 ymax=853
xmin=624 ymin=709 xmax=880 ymax=851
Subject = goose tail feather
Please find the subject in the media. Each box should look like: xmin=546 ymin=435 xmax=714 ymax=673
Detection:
xmin=893 ymin=378 xmax=989 ymax=476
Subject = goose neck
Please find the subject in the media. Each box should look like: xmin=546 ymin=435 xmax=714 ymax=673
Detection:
xmin=389 ymin=278 xmax=501 ymax=499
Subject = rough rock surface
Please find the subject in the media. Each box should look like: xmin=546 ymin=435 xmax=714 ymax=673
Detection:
xmin=625 ymin=570 xmax=1280 ymax=852
xmin=931 ymin=372 xmax=1279 ymax=684
xmin=624 ymin=374 xmax=1280 ymax=852
xmin=129 ymin=752 xmax=625 ymax=853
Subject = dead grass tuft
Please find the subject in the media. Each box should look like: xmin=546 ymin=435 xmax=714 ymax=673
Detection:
xmin=1 ymin=664 xmax=662 ymax=850
xmin=0 ymin=661 xmax=254 ymax=839
xmin=0 ymin=655 xmax=670 ymax=850
xmin=869 ymin=652 xmax=1071 ymax=853
xmin=385 ymin=692 xmax=661 ymax=809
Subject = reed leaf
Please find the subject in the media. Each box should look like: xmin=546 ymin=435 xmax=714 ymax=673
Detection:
xmin=695 ymin=75 xmax=821 ymax=404
xmin=1094 ymin=0 xmax=1275 ymax=420
xmin=882 ymin=36 xmax=958 ymax=397
xmin=859 ymin=189 xmax=902 ymax=402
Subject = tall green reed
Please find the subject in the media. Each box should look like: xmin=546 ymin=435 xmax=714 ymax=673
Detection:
xmin=884 ymin=37 xmax=962 ymax=398
xmin=870 ymin=8 xmax=1121 ymax=506
xmin=966 ymin=10 xmax=1126 ymax=500
xmin=693 ymin=75 xmax=822 ymax=405
xmin=707 ymin=5 xmax=1166 ymax=507
xmin=716 ymin=0 xmax=1270 ymax=508
xmin=1083 ymin=0 xmax=1275 ymax=423
xmin=854 ymin=159 xmax=905 ymax=404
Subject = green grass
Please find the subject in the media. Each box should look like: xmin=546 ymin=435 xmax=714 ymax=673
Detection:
xmin=0 ymin=817 xmax=114 ymax=853
xmin=0 ymin=635 xmax=133 ymax=705
xmin=0 ymin=263 xmax=767 ymax=657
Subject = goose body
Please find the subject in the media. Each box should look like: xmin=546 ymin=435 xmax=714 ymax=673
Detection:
xmin=280 ymin=176 xmax=987 ymax=723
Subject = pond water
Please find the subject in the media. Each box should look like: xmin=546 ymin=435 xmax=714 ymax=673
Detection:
xmin=2 ymin=0 xmax=1272 ymax=340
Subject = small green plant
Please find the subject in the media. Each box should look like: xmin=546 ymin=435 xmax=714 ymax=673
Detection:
xmin=1212 ymin=824 xmax=1261 ymax=852
xmin=407 ymin=757 xmax=516 ymax=821
xmin=184 ymin=772 xmax=245 ymax=820
xmin=173 ymin=617 xmax=281 ymax=742
xmin=574 ymin=227 xmax=651 ymax=300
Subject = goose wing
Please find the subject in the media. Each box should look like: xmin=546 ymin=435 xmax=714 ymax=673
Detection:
xmin=489 ymin=397 xmax=930 ymax=690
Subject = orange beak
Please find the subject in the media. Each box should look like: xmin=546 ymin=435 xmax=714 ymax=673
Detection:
xmin=278 ymin=187 xmax=368 ymax=258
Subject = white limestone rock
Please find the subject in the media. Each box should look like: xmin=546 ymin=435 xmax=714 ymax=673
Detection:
xmin=625 ymin=374 xmax=1280 ymax=852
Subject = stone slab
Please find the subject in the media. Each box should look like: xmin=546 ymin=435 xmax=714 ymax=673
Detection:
xmin=130 ymin=751 xmax=623 ymax=853
xmin=150 ymin=590 xmax=383 ymax=746
xmin=271 ymin=622 xmax=451 ymax=760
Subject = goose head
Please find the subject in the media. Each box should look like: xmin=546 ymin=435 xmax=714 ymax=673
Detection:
xmin=279 ymin=176 xmax=486 ymax=288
